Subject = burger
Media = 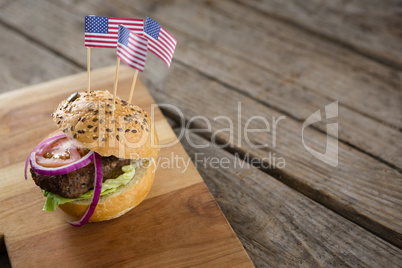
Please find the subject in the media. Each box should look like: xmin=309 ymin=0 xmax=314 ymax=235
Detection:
xmin=25 ymin=90 xmax=159 ymax=226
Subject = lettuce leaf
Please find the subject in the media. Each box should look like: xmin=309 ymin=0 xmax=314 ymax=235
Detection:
xmin=42 ymin=164 xmax=136 ymax=212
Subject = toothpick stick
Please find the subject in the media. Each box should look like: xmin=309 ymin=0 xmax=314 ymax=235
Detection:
xmin=112 ymin=57 xmax=120 ymax=117
xmin=87 ymin=47 xmax=91 ymax=93
xmin=128 ymin=69 xmax=139 ymax=104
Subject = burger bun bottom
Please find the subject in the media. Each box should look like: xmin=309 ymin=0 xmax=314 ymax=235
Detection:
xmin=59 ymin=159 xmax=155 ymax=222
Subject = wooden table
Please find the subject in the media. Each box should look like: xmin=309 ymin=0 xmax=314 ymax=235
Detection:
xmin=1 ymin=0 xmax=401 ymax=267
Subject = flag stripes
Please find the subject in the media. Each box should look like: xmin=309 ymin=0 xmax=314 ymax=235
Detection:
xmin=116 ymin=25 xmax=148 ymax=72
xmin=85 ymin=16 xmax=144 ymax=48
xmin=144 ymin=17 xmax=177 ymax=67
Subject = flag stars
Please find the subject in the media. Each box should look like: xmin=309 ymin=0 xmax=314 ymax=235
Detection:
xmin=85 ymin=16 xmax=144 ymax=48
xmin=85 ymin=16 xmax=108 ymax=33
xmin=84 ymin=15 xmax=176 ymax=67
xmin=116 ymin=25 xmax=148 ymax=72
xmin=118 ymin=25 xmax=131 ymax=46
xmin=144 ymin=17 xmax=161 ymax=40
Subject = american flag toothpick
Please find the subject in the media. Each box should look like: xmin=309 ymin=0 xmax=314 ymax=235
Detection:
xmin=143 ymin=17 xmax=177 ymax=67
xmin=84 ymin=15 xmax=176 ymax=106
xmin=116 ymin=25 xmax=148 ymax=103
xmin=85 ymin=16 xmax=144 ymax=48
xmin=84 ymin=16 xmax=144 ymax=94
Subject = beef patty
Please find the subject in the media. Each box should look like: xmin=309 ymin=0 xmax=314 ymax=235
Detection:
xmin=31 ymin=155 xmax=131 ymax=198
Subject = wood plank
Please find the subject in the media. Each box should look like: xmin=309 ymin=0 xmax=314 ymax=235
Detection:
xmin=0 ymin=0 xmax=118 ymax=69
xmin=0 ymin=67 xmax=253 ymax=267
xmin=140 ymin=62 xmax=402 ymax=247
xmin=0 ymin=0 xmax=400 ymax=161
xmin=5 ymin=184 xmax=252 ymax=268
xmin=0 ymin=23 xmax=81 ymax=93
xmin=177 ymin=129 xmax=402 ymax=267
xmin=1 ymin=0 xmax=400 ymax=227
xmin=238 ymin=0 xmax=402 ymax=70
xmin=114 ymin=0 xmax=401 ymax=128
xmin=145 ymin=26 xmax=402 ymax=169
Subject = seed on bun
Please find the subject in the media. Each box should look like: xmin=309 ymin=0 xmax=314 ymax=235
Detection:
xmin=52 ymin=90 xmax=159 ymax=160
xmin=29 ymin=90 xmax=159 ymax=223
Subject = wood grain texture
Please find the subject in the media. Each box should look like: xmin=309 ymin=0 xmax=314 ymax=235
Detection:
xmin=0 ymin=0 xmax=400 ymax=171
xmin=5 ymin=183 xmax=252 ymax=268
xmin=1 ymin=0 xmax=401 ymax=265
xmin=177 ymin=129 xmax=402 ymax=267
xmin=118 ymin=0 xmax=402 ymax=129
xmin=1 ymin=0 xmax=400 ymax=129
xmin=153 ymin=26 xmax=402 ymax=170
xmin=238 ymin=0 xmax=402 ymax=69
xmin=142 ymin=63 xmax=402 ymax=247
xmin=0 ymin=67 xmax=252 ymax=267
xmin=0 ymin=23 xmax=81 ymax=94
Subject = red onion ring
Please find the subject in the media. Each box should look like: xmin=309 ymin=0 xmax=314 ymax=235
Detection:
xmin=30 ymin=148 xmax=94 ymax=176
xmin=24 ymin=134 xmax=65 ymax=180
xmin=69 ymin=152 xmax=103 ymax=227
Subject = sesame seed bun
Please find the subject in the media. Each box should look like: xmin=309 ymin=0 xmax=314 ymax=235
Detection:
xmin=52 ymin=90 xmax=159 ymax=160
xmin=48 ymin=90 xmax=159 ymax=222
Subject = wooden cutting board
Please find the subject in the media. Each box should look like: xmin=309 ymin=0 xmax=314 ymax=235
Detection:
xmin=0 ymin=67 xmax=253 ymax=267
